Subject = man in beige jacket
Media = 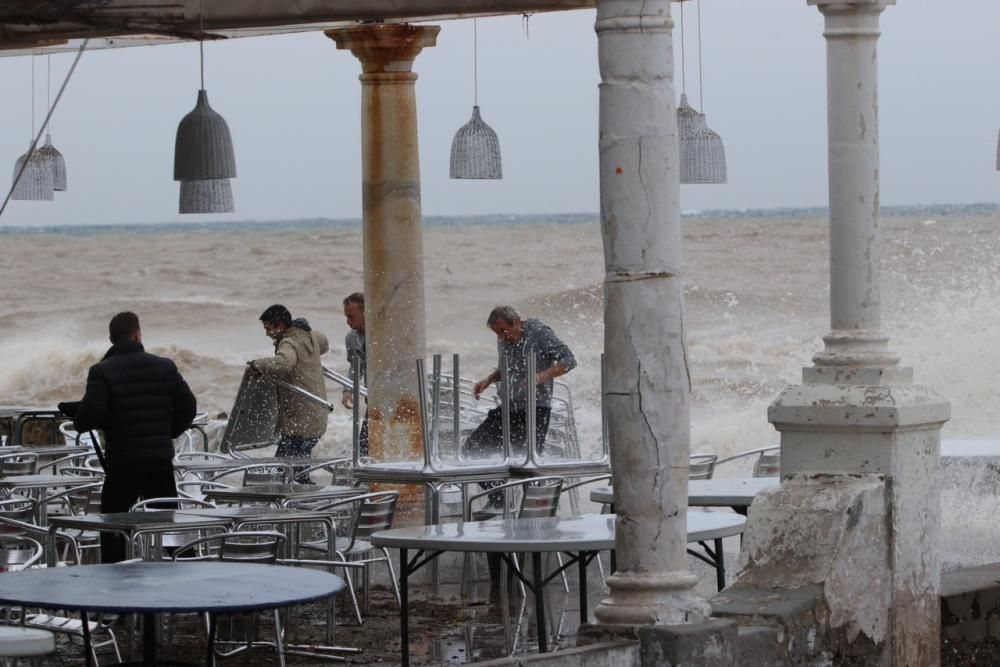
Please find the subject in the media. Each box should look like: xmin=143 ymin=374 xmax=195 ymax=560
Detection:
xmin=250 ymin=304 xmax=330 ymax=464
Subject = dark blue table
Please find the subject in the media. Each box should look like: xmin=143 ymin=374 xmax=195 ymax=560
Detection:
xmin=0 ymin=561 xmax=344 ymax=666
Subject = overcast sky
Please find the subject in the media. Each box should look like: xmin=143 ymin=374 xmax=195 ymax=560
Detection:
xmin=0 ymin=2 xmax=997 ymax=226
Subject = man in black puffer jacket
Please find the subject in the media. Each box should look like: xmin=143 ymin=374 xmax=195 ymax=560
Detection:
xmin=62 ymin=311 xmax=197 ymax=562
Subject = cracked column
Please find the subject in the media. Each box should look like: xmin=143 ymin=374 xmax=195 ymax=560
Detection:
xmin=327 ymin=24 xmax=438 ymax=467
xmin=714 ymin=2 xmax=951 ymax=663
xmin=593 ymin=0 xmax=711 ymax=626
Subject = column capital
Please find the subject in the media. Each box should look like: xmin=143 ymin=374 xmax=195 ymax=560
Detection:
xmin=326 ymin=24 xmax=439 ymax=73
xmin=808 ymin=0 xmax=894 ymax=13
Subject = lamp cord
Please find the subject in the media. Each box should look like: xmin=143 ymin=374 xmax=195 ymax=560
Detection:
xmin=1 ymin=39 xmax=89 ymax=219
xmin=679 ymin=3 xmax=686 ymax=95
xmin=31 ymin=56 xmax=35 ymax=139
xmin=697 ymin=0 xmax=704 ymax=111
xmin=46 ymin=55 xmax=51 ymax=134
xmin=199 ymin=0 xmax=205 ymax=89
xmin=473 ymin=19 xmax=478 ymax=106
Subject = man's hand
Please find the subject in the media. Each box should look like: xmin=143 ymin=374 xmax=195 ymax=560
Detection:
xmin=341 ymin=392 xmax=354 ymax=410
xmin=247 ymin=361 xmax=261 ymax=377
xmin=473 ymin=377 xmax=492 ymax=400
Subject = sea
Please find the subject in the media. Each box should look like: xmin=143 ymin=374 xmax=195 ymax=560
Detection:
xmin=2 ymin=204 xmax=999 ymax=566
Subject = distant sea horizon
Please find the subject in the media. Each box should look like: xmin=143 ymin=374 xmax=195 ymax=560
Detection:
xmin=1 ymin=201 xmax=998 ymax=237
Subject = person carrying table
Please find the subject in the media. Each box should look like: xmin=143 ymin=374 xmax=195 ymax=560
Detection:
xmin=466 ymin=306 xmax=577 ymax=508
xmin=59 ymin=311 xmax=197 ymax=563
xmin=249 ymin=304 xmax=330 ymax=469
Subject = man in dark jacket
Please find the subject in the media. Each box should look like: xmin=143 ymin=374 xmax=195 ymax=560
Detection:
xmin=60 ymin=312 xmax=197 ymax=562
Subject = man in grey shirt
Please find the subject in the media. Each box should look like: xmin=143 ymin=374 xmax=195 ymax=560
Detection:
xmin=466 ymin=306 xmax=577 ymax=479
xmin=341 ymin=292 xmax=368 ymax=456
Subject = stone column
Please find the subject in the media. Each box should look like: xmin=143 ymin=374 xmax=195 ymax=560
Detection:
xmin=716 ymin=2 xmax=951 ymax=664
xmin=592 ymin=0 xmax=710 ymax=626
xmin=327 ymin=25 xmax=438 ymax=465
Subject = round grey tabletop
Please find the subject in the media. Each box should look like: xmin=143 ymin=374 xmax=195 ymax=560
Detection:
xmin=0 ymin=561 xmax=344 ymax=614
xmin=590 ymin=478 xmax=778 ymax=508
xmin=371 ymin=511 xmax=744 ymax=552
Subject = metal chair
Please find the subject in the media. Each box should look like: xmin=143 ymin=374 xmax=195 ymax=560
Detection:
xmin=173 ymin=531 xmax=288 ymax=666
xmin=714 ymin=445 xmax=781 ymax=478
xmin=0 ymin=536 xmax=42 ymax=573
xmin=36 ymin=452 xmax=92 ymax=475
xmin=58 ymin=422 xmax=100 ymax=449
xmin=465 ymin=475 xmax=565 ymax=522
xmin=176 ymin=479 xmax=232 ymax=502
xmin=130 ymin=496 xmax=216 ymax=560
xmin=208 ymin=463 xmax=289 ymax=487
xmin=0 ymin=454 xmax=37 ymax=477
xmin=689 ymin=454 xmax=718 ymax=480
xmin=294 ymin=491 xmax=400 ymax=624
xmin=557 ymin=474 xmax=613 ymax=587
xmin=0 ymin=499 xmax=37 ymax=527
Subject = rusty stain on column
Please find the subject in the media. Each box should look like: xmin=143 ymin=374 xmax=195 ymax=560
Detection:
xmin=328 ymin=25 xmax=439 ymax=498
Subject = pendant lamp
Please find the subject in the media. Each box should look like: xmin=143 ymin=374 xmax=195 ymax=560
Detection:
xmin=11 ymin=144 xmax=54 ymax=201
xmin=676 ymin=0 xmax=727 ymax=184
xmin=173 ymin=3 xmax=236 ymax=213
xmin=450 ymin=19 xmax=502 ymax=179
xmin=37 ymin=134 xmax=67 ymax=192
xmin=36 ymin=56 xmax=68 ymax=191
xmin=11 ymin=57 xmax=54 ymax=201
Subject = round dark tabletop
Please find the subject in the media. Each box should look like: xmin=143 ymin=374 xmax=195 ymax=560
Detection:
xmin=0 ymin=561 xmax=344 ymax=615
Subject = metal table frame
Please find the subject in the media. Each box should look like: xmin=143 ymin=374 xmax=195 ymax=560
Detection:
xmin=372 ymin=511 xmax=746 ymax=665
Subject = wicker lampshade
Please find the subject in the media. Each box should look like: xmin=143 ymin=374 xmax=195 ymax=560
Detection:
xmin=677 ymin=93 xmax=703 ymax=141
xmin=179 ymin=178 xmax=234 ymax=214
xmin=450 ymin=106 xmax=502 ymax=180
xmin=36 ymin=134 xmax=67 ymax=191
xmin=174 ymin=89 xmax=236 ymax=182
xmin=11 ymin=145 xmax=54 ymax=201
xmin=680 ymin=116 xmax=727 ymax=185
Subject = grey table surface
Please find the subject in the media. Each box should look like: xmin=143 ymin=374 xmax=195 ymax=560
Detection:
xmin=351 ymin=460 xmax=514 ymax=484
xmin=371 ymin=511 xmax=745 ymax=552
xmin=47 ymin=510 xmax=234 ymax=533
xmin=0 ymin=474 xmax=94 ymax=490
xmin=590 ymin=478 xmax=779 ymax=508
xmin=0 ymin=561 xmax=344 ymax=614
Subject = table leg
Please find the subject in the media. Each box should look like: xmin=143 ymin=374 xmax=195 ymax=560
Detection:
xmin=532 ymin=552 xmax=548 ymax=653
xmin=142 ymin=613 xmax=156 ymax=666
xmin=715 ymin=537 xmax=725 ymax=591
xmin=400 ymin=547 xmax=410 ymax=667
xmin=578 ymin=552 xmax=588 ymax=625
xmin=81 ymin=610 xmax=95 ymax=667
xmin=206 ymin=613 xmax=217 ymax=667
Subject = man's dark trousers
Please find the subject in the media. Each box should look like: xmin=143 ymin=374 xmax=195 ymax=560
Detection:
xmin=100 ymin=463 xmax=177 ymax=563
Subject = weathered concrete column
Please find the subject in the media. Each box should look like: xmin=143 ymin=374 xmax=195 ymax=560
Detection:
xmin=714 ymin=2 xmax=951 ymax=664
xmin=592 ymin=0 xmax=710 ymax=626
xmin=327 ymin=25 xmax=438 ymax=464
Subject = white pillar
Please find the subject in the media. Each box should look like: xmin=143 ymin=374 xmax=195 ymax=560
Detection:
xmin=723 ymin=2 xmax=950 ymax=663
xmin=593 ymin=0 xmax=710 ymax=626
xmin=327 ymin=25 xmax=438 ymax=469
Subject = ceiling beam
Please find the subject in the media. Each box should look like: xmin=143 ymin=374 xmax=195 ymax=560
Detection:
xmin=0 ymin=0 xmax=595 ymax=50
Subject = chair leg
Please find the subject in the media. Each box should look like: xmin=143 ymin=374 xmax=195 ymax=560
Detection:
xmin=382 ymin=548 xmax=402 ymax=606
xmin=272 ymin=608 xmax=286 ymax=667
xmin=340 ymin=567 xmax=363 ymax=625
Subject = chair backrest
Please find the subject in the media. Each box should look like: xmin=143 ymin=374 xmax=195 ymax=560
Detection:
xmin=59 ymin=421 xmax=99 ymax=448
xmin=0 ymin=498 xmax=37 ymax=525
xmin=753 ymin=448 xmax=781 ymax=478
xmin=173 ymin=531 xmax=285 ymax=564
xmin=0 ymin=452 xmax=37 ymax=476
xmin=518 ymin=479 xmax=564 ymax=519
xmin=313 ymin=491 xmax=399 ymax=553
xmin=175 ymin=452 xmax=233 ymax=463
xmin=176 ymin=480 xmax=232 ymax=502
xmin=65 ymin=483 xmax=104 ymax=515
xmin=131 ymin=497 xmax=213 ymax=511
xmin=0 ymin=535 xmax=43 ymax=572
xmin=689 ymin=454 xmax=718 ymax=480
xmin=61 ymin=466 xmax=105 ymax=478
xmin=208 ymin=464 xmax=288 ymax=487
xmin=37 ymin=452 xmax=91 ymax=475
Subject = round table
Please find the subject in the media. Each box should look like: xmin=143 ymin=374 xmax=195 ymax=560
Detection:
xmin=0 ymin=561 xmax=345 ymax=666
